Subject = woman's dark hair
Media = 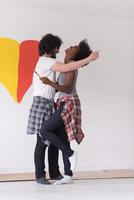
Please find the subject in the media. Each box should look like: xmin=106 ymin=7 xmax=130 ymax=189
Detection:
xmin=73 ymin=40 xmax=92 ymax=61
xmin=39 ymin=33 xmax=63 ymax=56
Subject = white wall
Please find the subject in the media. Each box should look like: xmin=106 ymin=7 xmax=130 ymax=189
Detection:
xmin=0 ymin=2 xmax=134 ymax=173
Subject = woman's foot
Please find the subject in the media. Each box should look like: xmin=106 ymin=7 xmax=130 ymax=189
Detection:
xmin=50 ymin=174 xmax=63 ymax=180
xmin=53 ymin=175 xmax=73 ymax=185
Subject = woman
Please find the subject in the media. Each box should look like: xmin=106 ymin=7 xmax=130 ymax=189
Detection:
xmin=40 ymin=40 xmax=99 ymax=184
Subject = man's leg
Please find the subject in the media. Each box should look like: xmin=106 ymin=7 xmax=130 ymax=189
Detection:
xmin=34 ymin=134 xmax=51 ymax=184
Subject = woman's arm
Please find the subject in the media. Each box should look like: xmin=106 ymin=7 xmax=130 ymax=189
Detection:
xmin=40 ymin=71 xmax=75 ymax=93
xmin=51 ymin=51 xmax=99 ymax=72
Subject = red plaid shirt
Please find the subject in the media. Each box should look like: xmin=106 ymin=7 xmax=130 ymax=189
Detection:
xmin=57 ymin=95 xmax=84 ymax=144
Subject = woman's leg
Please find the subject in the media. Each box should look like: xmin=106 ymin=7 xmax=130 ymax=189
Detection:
xmin=40 ymin=104 xmax=77 ymax=178
xmin=41 ymin=104 xmax=64 ymax=132
xmin=48 ymin=144 xmax=63 ymax=179
xmin=40 ymin=105 xmax=74 ymax=157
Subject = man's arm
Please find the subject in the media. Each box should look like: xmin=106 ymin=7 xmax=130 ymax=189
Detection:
xmin=40 ymin=71 xmax=75 ymax=93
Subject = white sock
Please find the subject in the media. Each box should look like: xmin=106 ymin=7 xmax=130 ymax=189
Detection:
xmin=53 ymin=175 xmax=73 ymax=185
xmin=69 ymin=151 xmax=78 ymax=171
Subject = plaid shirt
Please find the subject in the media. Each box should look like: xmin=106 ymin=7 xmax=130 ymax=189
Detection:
xmin=57 ymin=95 xmax=84 ymax=144
xmin=27 ymin=96 xmax=54 ymax=135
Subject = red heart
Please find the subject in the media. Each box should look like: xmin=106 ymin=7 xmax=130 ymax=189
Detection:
xmin=17 ymin=40 xmax=39 ymax=102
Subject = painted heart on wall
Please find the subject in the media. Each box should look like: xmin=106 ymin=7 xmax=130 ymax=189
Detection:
xmin=0 ymin=38 xmax=39 ymax=103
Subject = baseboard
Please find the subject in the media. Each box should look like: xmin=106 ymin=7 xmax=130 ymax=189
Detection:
xmin=1 ymin=169 xmax=134 ymax=182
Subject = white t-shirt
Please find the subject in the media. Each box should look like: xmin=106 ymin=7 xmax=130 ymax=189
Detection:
xmin=33 ymin=56 xmax=56 ymax=99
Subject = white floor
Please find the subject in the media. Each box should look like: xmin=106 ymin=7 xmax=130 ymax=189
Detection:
xmin=0 ymin=178 xmax=134 ymax=200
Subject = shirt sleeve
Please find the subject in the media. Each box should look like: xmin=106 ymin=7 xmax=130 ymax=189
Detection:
xmin=39 ymin=58 xmax=56 ymax=76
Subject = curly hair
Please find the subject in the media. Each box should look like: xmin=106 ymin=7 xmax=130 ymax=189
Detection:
xmin=73 ymin=40 xmax=92 ymax=61
xmin=39 ymin=33 xmax=63 ymax=56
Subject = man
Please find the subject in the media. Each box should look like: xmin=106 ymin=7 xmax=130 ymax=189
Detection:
xmin=27 ymin=34 xmax=63 ymax=184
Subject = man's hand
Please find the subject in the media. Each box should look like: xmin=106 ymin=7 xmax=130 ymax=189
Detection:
xmin=40 ymin=77 xmax=51 ymax=85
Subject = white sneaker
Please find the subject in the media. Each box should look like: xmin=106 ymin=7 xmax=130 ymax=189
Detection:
xmin=69 ymin=151 xmax=78 ymax=171
xmin=53 ymin=175 xmax=73 ymax=185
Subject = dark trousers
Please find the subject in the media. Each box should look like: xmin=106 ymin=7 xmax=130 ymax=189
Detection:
xmin=40 ymin=104 xmax=73 ymax=176
xmin=34 ymin=134 xmax=61 ymax=179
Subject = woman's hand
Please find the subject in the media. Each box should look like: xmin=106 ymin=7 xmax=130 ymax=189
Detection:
xmin=88 ymin=51 xmax=100 ymax=62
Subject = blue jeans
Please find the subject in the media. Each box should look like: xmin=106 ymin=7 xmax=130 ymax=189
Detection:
xmin=34 ymin=134 xmax=61 ymax=179
xmin=40 ymin=104 xmax=73 ymax=176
